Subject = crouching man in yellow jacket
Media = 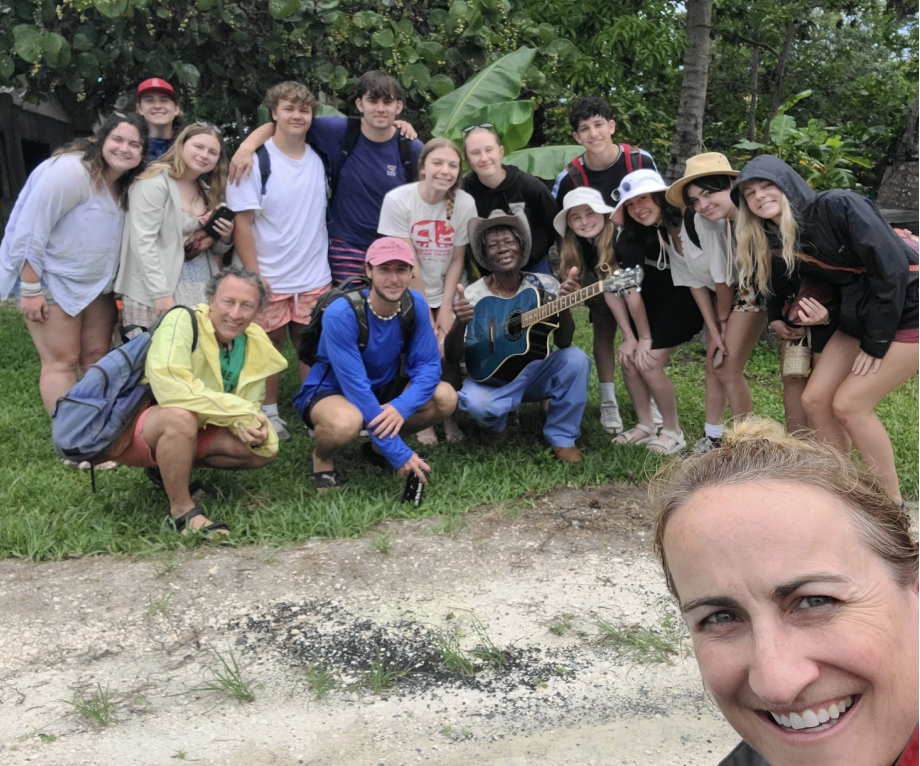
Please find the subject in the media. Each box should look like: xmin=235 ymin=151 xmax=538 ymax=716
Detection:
xmin=117 ymin=267 xmax=287 ymax=535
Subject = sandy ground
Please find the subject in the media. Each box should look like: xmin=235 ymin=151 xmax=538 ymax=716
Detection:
xmin=1 ymin=483 xmax=747 ymax=765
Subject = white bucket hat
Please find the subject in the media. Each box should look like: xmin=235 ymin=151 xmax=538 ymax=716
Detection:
xmin=553 ymin=187 xmax=616 ymax=237
xmin=611 ymin=169 xmax=669 ymax=226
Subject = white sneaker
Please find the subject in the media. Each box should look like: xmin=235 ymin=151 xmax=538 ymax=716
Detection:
xmin=599 ymin=401 xmax=623 ymax=435
xmin=265 ymin=412 xmax=291 ymax=441
xmin=692 ymin=434 xmax=722 ymax=454
xmin=650 ymin=400 xmax=663 ymax=428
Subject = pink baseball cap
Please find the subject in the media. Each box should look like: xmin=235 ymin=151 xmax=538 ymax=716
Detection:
xmin=137 ymin=78 xmax=176 ymax=101
xmin=365 ymin=237 xmax=415 ymax=267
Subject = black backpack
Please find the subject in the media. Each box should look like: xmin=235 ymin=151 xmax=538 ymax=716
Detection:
xmin=297 ymin=276 xmax=417 ymax=366
xmin=255 ymin=118 xmax=417 ymax=196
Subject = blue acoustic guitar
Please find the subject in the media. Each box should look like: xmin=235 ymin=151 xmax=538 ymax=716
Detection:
xmin=465 ymin=267 xmax=644 ymax=383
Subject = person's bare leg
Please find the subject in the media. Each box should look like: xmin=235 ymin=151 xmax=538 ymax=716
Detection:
xmin=801 ymin=331 xmax=859 ymax=452
xmin=714 ymin=311 xmax=764 ymax=420
xmin=831 ymin=342 xmax=918 ymax=503
xmin=616 ymin=363 xmax=654 ymax=442
xmin=288 ymin=320 xmax=310 ymax=382
xmin=25 ymin=304 xmax=82 ymax=415
xmin=639 ymin=348 xmax=679 ymax=434
xmin=703 ymin=335 xmax=728 ymax=427
xmin=593 ymin=315 xmax=617 ymax=385
xmin=402 ymin=382 xmax=458 ymax=435
xmin=310 ymin=396 xmax=364 ymax=472
xmin=197 ymin=428 xmax=276 ymax=471
xmin=77 ymin=293 xmax=116 ymax=374
xmin=140 ymin=406 xmax=220 ymax=532
xmin=263 ymin=324 xmax=288 ymax=406
xmin=780 ymin=346 xmax=817 ymax=433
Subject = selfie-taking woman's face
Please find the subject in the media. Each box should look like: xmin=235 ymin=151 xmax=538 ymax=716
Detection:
xmin=742 ymin=180 xmax=784 ymax=223
xmin=567 ymin=204 xmax=606 ymax=239
xmin=624 ymin=193 xmax=661 ymax=227
xmin=664 ymin=482 xmax=919 ymax=766
xmin=421 ymin=147 xmax=461 ymax=191
xmin=686 ymin=183 xmax=735 ymax=222
xmin=182 ymin=133 xmax=221 ymax=176
xmin=464 ymin=130 xmax=504 ymax=179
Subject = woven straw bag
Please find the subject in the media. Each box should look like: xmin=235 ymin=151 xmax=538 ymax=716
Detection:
xmin=782 ymin=329 xmax=812 ymax=378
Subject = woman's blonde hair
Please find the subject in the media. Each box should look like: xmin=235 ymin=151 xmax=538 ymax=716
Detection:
xmin=651 ymin=417 xmax=918 ymax=599
xmin=137 ymin=124 xmax=227 ymax=210
xmin=559 ymin=215 xmax=618 ymax=282
xmin=418 ymin=137 xmax=463 ymax=219
xmin=734 ymin=184 xmax=800 ymax=296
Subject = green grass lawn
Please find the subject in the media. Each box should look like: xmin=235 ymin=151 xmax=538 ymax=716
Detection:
xmin=1 ymin=302 xmax=916 ymax=561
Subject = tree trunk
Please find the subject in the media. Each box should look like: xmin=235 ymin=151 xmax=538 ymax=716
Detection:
xmin=748 ymin=43 xmax=760 ymax=142
xmin=665 ymin=0 xmax=713 ymax=183
xmin=762 ymin=21 xmax=797 ymax=143
xmin=877 ymin=96 xmax=919 ymax=212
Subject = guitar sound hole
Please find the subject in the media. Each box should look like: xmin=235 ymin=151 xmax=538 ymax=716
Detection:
xmin=504 ymin=309 xmax=525 ymax=340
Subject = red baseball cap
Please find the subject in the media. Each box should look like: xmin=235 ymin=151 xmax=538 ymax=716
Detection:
xmin=137 ymin=78 xmax=176 ymax=101
xmin=366 ymin=237 xmax=415 ymax=267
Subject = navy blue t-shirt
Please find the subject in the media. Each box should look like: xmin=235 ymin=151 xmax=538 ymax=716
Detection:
xmin=309 ymin=117 xmax=423 ymax=250
xmin=148 ymin=137 xmax=174 ymax=161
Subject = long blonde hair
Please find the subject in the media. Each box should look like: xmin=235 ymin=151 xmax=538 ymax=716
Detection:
xmin=560 ymin=215 xmax=618 ymax=283
xmin=137 ymin=124 xmax=228 ymax=210
xmin=417 ymin=137 xmax=463 ymax=219
xmin=734 ymin=186 xmax=800 ymax=295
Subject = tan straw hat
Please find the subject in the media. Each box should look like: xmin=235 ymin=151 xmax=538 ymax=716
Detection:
xmin=665 ymin=153 xmax=739 ymax=209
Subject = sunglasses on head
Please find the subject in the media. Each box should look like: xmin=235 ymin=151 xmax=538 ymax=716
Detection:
xmin=195 ymin=120 xmax=223 ymax=135
xmin=461 ymin=123 xmax=495 ymax=134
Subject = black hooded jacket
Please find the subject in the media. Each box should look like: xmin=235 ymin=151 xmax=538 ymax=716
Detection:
xmin=462 ymin=164 xmax=558 ymax=272
xmin=733 ymin=155 xmax=918 ymax=358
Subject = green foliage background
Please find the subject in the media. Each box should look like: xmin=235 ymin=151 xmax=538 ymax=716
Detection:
xmin=2 ymin=0 xmax=916 ymax=188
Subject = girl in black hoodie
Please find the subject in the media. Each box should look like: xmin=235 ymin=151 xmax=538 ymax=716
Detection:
xmin=733 ymin=154 xmax=918 ymax=502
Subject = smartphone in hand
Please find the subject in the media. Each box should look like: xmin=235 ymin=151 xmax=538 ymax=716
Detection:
xmin=201 ymin=204 xmax=236 ymax=238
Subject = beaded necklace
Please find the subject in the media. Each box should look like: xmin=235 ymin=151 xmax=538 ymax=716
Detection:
xmin=368 ymin=300 xmax=401 ymax=321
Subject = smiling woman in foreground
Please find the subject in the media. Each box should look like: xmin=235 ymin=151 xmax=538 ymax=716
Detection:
xmin=652 ymin=418 xmax=918 ymax=766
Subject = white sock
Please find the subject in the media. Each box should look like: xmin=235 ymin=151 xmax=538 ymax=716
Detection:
xmin=704 ymin=422 xmax=723 ymax=439
xmin=261 ymin=403 xmax=279 ymax=417
xmin=599 ymin=383 xmax=617 ymax=404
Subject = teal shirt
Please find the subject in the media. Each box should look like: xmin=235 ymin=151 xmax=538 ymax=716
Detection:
xmin=219 ymin=334 xmax=247 ymax=392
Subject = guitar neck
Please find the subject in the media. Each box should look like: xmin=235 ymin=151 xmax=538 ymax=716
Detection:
xmin=522 ymin=281 xmax=603 ymax=327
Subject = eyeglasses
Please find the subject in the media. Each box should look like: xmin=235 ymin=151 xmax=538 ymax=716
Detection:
xmin=195 ymin=120 xmax=223 ymax=135
xmin=461 ymin=123 xmax=495 ymax=134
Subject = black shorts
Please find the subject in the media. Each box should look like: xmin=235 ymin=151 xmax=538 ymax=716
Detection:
xmin=301 ymin=376 xmax=409 ymax=430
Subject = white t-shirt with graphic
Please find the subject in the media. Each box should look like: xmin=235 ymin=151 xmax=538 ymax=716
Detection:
xmin=226 ymin=138 xmax=330 ymax=294
xmin=377 ymin=182 xmax=476 ymax=308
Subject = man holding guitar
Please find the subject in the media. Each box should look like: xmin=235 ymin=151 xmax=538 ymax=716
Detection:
xmin=444 ymin=211 xmax=592 ymax=463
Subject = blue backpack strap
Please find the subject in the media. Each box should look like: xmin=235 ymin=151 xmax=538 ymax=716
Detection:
xmin=255 ymin=144 xmax=271 ymax=195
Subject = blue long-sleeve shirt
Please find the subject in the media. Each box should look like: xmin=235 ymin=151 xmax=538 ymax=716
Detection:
xmin=293 ymin=288 xmax=441 ymax=468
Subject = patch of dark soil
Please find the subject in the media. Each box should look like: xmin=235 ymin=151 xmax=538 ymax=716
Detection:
xmin=231 ymin=600 xmax=585 ymax=695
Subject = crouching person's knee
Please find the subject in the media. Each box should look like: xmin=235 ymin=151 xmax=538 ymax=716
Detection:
xmin=432 ymin=381 xmax=458 ymax=418
xmin=161 ymin=407 xmax=200 ymax=438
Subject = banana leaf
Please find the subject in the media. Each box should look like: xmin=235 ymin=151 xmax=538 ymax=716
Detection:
xmin=504 ymin=145 xmax=582 ymax=181
xmin=430 ymin=47 xmax=535 ymax=137
xmin=449 ymin=100 xmax=535 ymax=153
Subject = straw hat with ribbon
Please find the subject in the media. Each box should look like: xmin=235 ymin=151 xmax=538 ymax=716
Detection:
xmin=664 ymin=152 xmax=739 ymax=209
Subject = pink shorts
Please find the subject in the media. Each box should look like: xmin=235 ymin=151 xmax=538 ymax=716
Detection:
xmin=117 ymin=408 xmax=224 ymax=468
xmin=894 ymin=327 xmax=919 ymax=343
xmin=256 ymin=284 xmax=331 ymax=333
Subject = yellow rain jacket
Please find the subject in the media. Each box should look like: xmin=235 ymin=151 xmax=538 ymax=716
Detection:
xmin=145 ymin=304 xmax=288 ymax=457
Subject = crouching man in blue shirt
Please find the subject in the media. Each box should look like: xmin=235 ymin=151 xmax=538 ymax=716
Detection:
xmin=294 ymin=238 xmax=457 ymax=490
